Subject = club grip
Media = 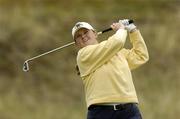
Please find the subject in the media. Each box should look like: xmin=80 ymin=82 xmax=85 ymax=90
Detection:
xmin=101 ymin=28 xmax=113 ymax=34
xmin=101 ymin=19 xmax=134 ymax=34
xmin=128 ymin=19 xmax=134 ymax=24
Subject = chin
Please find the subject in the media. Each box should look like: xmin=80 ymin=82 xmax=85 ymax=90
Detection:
xmin=83 ymin=40 xmax=96 ymax=46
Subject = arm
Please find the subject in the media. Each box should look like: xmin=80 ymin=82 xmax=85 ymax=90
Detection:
xmin=122 ymin=29 xmax=149 ymax=70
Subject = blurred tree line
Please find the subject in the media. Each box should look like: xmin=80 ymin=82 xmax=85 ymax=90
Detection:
xmin=0 ymin=0 xmax=180 ymax=119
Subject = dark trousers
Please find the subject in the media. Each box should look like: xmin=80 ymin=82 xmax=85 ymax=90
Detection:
xmin=87 ymin=103 xmax=142 ymax=119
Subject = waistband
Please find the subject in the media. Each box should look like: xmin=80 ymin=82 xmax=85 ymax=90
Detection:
xmin=88 ymin=103 xmax=136 ymax=111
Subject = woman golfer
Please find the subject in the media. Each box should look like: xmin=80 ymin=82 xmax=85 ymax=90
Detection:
xmin=72 ymin=19 xmax=149 ymax=119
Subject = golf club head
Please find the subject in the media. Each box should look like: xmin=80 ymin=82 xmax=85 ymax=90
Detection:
xmin=23 ymin=61 xmax=29 ymax=72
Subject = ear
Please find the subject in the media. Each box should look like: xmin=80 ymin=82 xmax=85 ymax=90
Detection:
xmin=73 ymin=38 xmax=77 ymax=45
xmin=74 ymin=40 xmax=77 ymax=45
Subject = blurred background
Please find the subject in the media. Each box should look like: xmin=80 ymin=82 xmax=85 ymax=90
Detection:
xmin=0 ymin=0 xmax=180 ymax=119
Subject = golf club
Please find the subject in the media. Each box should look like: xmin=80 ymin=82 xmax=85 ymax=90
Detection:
xmin=23 ymin=20 xmax=134 ymax=72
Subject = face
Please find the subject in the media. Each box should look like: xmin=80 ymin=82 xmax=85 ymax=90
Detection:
xmin=74 ymin=28 xmax=98 ymax=48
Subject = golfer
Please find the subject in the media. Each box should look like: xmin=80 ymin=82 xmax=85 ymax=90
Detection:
xmin=72 ymin=19 xmax=149 ymax=119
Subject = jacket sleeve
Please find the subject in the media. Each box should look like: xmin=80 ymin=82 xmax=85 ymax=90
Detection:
xmin=77 ymin=29 xmax=127 ymax=77
xmin=121 ymin=30 xmax=149 ymax=70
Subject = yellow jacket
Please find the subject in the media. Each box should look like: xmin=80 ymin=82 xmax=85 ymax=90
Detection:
xmin=77 ymin=29 xmax=149 ymax=107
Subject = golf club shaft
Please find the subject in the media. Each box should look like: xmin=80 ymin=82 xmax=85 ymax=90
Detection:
xmin=26 ymin=41 xmax=75 ymax=62
xmin=25 ymin=19 xmax=134 ymax=62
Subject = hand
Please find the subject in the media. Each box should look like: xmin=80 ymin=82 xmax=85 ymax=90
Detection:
xmin=119 ymin=19 xmax=137 ymax=32
xmin=110 ymin=22 xmax=125 ymax=31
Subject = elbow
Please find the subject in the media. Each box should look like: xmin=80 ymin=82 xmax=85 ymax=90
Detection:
xmin=144 ymin=47 xmax=149 ymax=63
xmin=142 ymin=52 xmax=149 ymax=63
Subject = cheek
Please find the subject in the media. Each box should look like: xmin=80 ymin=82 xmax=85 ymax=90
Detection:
xmin=92 ymin=34 xmax=97 ymax=39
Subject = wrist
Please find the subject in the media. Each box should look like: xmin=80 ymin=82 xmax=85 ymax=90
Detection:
xmin=130 ymin=28 xmax=137 ymax=33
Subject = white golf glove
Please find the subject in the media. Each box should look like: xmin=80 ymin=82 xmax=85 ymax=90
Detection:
xmin=119 ymin=19 xmax=136 ymax=32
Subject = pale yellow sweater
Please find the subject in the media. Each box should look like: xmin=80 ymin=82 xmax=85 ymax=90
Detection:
xmin=77 ymin=29 xmax=149 ymax=108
